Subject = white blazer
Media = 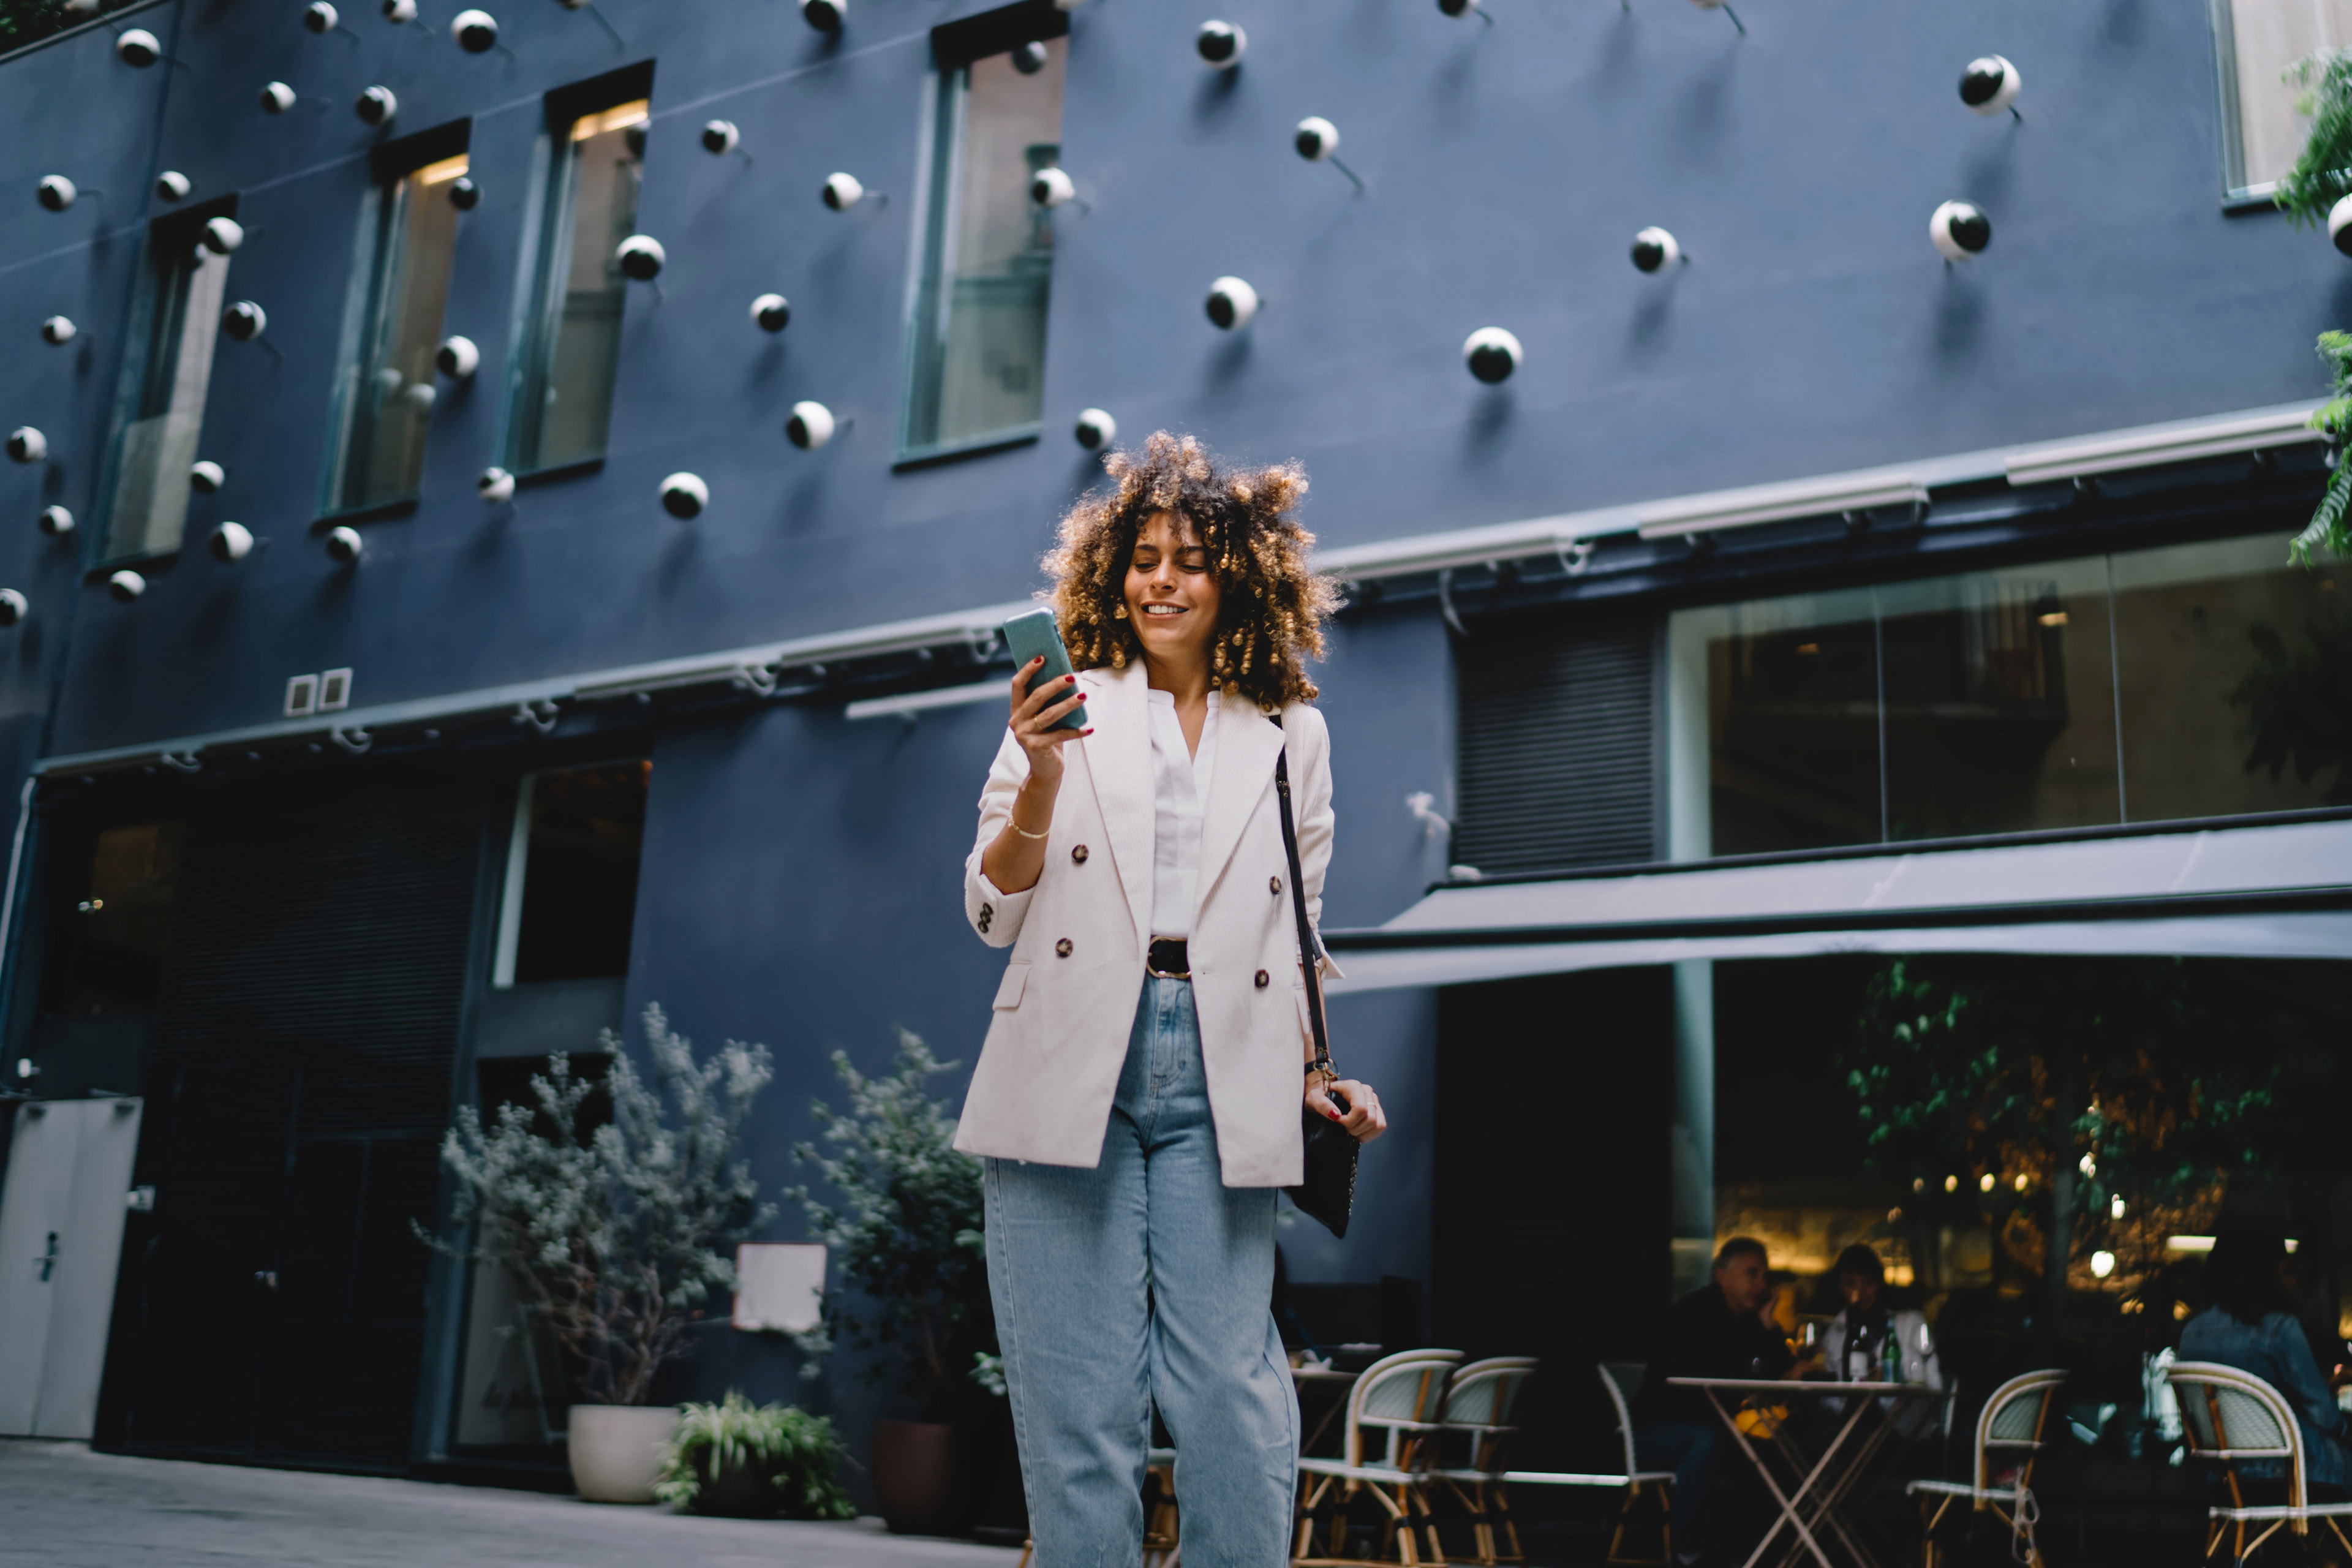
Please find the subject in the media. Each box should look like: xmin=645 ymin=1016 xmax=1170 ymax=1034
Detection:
xmin=954 ymin=660 xmax=1338 ymax=1188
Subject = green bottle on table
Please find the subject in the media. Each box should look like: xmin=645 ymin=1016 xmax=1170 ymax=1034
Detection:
xmin=1881 ymin=1324 xmax=1902 ymax=1384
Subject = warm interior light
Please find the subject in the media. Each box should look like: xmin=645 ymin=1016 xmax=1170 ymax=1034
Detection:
xmin=2079 ymin=1153 xmax=2097 ymax=1177
xmin=2167 ymin=1236 xmax=2215 ymax=1253
xmin=2110 ymin=1195 xmax=2125 ymax=1219
xmin=1887 ymin=1207 xmax=1902 ymax=1223
xmin=1912 ymin=1177 xmax=1924 ymax=1193
xmin=573 ymin=99 xmax=650 ymax=141
xmin=2038 ymin=611 xmax=2069 ymax=627
xmin=2090 ymin=1250 xmax=2116 ymax=1278
xmin=1795 ymin=643 xmax=1820 ymax=655
xmin=2015 ymin=1173 xmax=2029 ymax=1191
xmin=415 ymin=153 xmax=470 ymax=187
xmin=1979 ymin=1174 xmax=1996 ymax=1193
xmin=1944 ymin=1175 xmax=1959 ymax=1193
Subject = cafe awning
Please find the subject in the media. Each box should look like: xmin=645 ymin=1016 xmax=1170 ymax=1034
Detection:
xmin=1321 ymin=817 xmax=2352 ymax=995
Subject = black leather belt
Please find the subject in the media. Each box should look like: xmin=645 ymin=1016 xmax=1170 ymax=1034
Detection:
xmin=1146 ymin=938 xmax=1190 ymax=979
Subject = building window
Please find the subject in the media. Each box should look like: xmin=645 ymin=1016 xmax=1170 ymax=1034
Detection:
xmin=491 ymin=761 xmax=650 ymax=987
xmin=900 ymin=23 xmax=1066 ymax=461
xmin=1667 ymin=533 xmax=2350 ymax=858
xmin=41 ymin=821 xmax=185 ymax=1017
xmin=507 ymin=92 xmax=649 ymax=475
xmin=327 ymin=144 xmax=470 ymax=513
xmin=2211 ymin=0 xmax=2352 ymax=198
xmin=101 ymin=211 xmax=232 ymax=562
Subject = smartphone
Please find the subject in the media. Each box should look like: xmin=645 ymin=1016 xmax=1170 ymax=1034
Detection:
xmin=1001 ymin=608 xmax=1089 ymax=732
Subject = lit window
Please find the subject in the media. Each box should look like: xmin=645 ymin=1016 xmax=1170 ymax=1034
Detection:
xmin=507 ymin=93 xmax=649 ymax=474
xmin=2211 ymin=0 xmax=2352 ymax=198
xmin=102 ymin=213 xmax=232 ymax=561
xmin=900 ymin=26 xmax=1066 ymax=461
xmin=328 ymin=148 xmax=470 ymax=511
xmin=492 ymin=761 xmax=650 ymax=987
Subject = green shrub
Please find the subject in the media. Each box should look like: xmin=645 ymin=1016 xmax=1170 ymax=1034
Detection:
xmin=654 ymin=1391 xmax=856 ymax=1518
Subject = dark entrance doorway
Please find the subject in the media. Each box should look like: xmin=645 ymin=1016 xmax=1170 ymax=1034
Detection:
xmin=98 ymin=774 xmax=489 ymax=1470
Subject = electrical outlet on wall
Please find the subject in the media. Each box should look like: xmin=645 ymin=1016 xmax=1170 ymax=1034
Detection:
xmin=319 ymin=668 xmax=352 ymax=711
xmin=285 ymin=674 xmax=318 ymax=716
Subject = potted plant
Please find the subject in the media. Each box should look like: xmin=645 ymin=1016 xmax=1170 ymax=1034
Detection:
xmin=790 ymin=1031 xmax=998 ymax=1535
xmin=428 ymin=1004 xmax=775 ymax=1502
xmin=654 ymin=1391 xmax=859 ymax=1518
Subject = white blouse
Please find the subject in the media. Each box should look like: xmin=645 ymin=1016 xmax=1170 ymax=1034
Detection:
xmin=1145 ymin=687 xmax=1219 ymax=940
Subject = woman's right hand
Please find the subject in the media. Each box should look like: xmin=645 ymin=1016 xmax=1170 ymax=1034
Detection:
xmin=1009 ymin=658 xmax=1091 ymax=791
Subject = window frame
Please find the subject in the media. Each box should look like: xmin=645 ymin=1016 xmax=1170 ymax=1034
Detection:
xmin=895 ymin=7 xmax=1069 ymax=468
xmin=490 ymin=757 xmax=650 ymax=990
xmin=319 ymin=121 xmax=473 ymax=521
xmin=91 ymin=198 xmax=239 ymax=567
xmin=2207 ymin=0 xmax=2350 ymax=208
xmin=502 ymin=67 xmax=654 ymax=481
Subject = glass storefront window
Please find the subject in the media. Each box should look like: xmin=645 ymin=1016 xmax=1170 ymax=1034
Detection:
xmin=328 ymin=152 xmax=469 ymax=512
xmin=491 ymin=761 xmax=650 ymax=987
xmin=507 ymin=99 xmax=647 ymax=474
xmin=1880 ymin=560 xmax=2120 ymax=842
xmin=900 ymin=39 xmax=1065 ymax=461
xmin=2113 ymin=535 xmax=2351 ymax=820
xmin=1683 ymin=587 xmax=1882 ymax=858
xmin=1669 ymin=533 xmax=2350 ymax=858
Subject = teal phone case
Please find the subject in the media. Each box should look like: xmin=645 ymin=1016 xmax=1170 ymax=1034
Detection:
xmin=1001 ymin=608 xmax=1088 ymax=731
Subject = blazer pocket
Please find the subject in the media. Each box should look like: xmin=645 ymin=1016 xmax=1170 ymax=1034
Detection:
xmin=993 ymin=962 xmax=1032 ymax=1011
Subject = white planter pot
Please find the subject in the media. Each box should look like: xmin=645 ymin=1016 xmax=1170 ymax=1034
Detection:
xmin=567 ymin=1403 xmax=677 ymax=1503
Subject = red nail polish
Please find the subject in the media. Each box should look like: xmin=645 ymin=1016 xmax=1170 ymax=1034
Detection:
xmin=1327 ymin=1109 xmax=1343 ymax=1121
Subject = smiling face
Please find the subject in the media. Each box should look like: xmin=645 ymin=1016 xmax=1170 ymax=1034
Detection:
xmin=1123 ymin=508 xmax=1223 ymax=671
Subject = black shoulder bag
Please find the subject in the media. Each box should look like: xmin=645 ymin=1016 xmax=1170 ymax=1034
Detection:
xmin=1274 ymin=745 xmax=1359 ymax=1239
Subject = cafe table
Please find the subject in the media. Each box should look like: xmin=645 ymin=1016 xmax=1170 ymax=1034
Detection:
xmin=1667 ymin=1376 xmax=1947 ymax=1568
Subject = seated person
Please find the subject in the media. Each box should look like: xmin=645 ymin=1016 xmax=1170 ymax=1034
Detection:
xmin=1633 ymin=1237 xmax=1795 ymax=1567
xmin=1817 ymin=1243 xmax=1942 ymax=1433
xmin=2179 ymin=1225 xmax=2352 ymax=1500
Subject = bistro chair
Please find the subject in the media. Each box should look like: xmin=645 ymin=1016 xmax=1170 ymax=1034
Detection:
xmin=1293 ymin=1348 xmax=1464 ymax=1567
xmin=2169 ymin=1361 xmax=2352 ymax=1566
xmin=1014 ymin=1444 xmax=1183 ymax=1568
xmin=1446 ymin=1363 xmax=1676 ymax=1566
xmin=1906 ymin=1367 xmax=2066 ymax=1568
xmin=1428 ymin=1356 xmax=1539 ymax=1564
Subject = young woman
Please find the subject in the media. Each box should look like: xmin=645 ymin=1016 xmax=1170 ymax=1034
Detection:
xmin=956 ymin=432 xmax=1385 ymax=1566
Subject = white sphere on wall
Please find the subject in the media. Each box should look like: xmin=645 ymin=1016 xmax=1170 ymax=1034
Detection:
xmin=1205 ymin=276 xmax=1258 ymax=330
xmin=660 ymin=472 xmax=709 ymax=518
xmin=210 ymin=521 xmax=254 ymax=561
xmin=786 ymin=401 xmax=837 ymax=450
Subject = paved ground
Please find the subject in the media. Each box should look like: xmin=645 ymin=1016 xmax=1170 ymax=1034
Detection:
xmin=0 ymin=1439 xmax=1023 ymax=1568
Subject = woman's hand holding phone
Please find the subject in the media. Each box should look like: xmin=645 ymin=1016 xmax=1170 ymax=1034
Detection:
xmin=980 ymin=660 xmax=1092 ymax=897
xmin=1009 ymin=658 xmax=1091 ymax=790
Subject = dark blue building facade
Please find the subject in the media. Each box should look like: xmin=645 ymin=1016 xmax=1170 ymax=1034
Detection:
xmin=2 ymin=0 xmax=2348 ymax=1493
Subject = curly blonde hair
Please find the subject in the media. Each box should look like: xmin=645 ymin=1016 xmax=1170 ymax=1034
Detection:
xmin=1041 ymin=431 xmax=1338 ymax=710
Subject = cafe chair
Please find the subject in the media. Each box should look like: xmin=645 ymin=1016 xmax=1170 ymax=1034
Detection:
xmin=1144 ymin=1446 xmax=1182 ymax=1568
xmin=1445 ymin=1362 xmax=1675 ymax=1566
xmin=1015 ymin=1445 xmax=1183 ymax=1568
xmin=1906 ymin=1367 xmax=2065 ymax=1568
xmin=2168 ymin=1361 xmax=2352 ymax=1566
xmin=1293 ymin=1348 xmax=1464 ymax=1567
xmin=1428 ymin=1356 xmax=1539 ymax=1564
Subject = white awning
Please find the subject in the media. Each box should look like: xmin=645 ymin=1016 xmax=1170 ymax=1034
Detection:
xmin=1322 ymin=819 xmax=2352 ymax=994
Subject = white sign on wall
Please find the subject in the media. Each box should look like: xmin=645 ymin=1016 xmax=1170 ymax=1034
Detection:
xmin=732 ymin=1242 xmax=826 ymax=1335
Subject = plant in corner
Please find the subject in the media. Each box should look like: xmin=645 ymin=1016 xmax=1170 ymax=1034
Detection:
xmin=655 ymin=1391 xmax=857 ymax=1518
xmin=2274 ymin=55 xmax=2352 ymax=563
xmin=424 ymin=1003 xmax=775 ymax=1501
xmin=788 ymin=1031 xmax=997 ymax=1534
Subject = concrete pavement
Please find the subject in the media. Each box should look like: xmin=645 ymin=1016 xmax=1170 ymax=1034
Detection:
xmin=0 ymin=1439 xmax=1023 ymax=1567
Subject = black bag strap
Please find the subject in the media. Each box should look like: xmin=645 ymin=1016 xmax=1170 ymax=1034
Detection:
xmin=1273 ymin=742 xmax=1334 ymax=1081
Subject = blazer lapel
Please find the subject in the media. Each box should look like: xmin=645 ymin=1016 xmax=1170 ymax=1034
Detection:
xmin=1194 ymin=696 xmax=1286 ymax=919
xmin=1081 ymin=662 xmax=1154 ymax=952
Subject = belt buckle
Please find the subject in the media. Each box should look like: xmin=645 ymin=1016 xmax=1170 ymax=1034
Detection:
xmin=1147 ymin=940 xmax=1189 ymax=981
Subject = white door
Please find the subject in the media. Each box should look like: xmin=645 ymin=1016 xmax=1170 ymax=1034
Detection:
xmin=0 ymin=1098 xmax=143 ymax=1438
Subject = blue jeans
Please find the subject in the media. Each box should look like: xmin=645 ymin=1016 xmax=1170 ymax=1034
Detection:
xmin=1635 ymin=1419 xmax=1719 ymax=1557
xmin=985 ymin=976 xmax=1300 ymax=1568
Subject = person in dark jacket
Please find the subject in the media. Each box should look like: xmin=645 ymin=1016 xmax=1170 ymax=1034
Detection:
xmin=1633 ymin=1237 xmax=1795 ymax=1566
xmin=2179 ymin=1225 xmax=2352 ymax=1498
